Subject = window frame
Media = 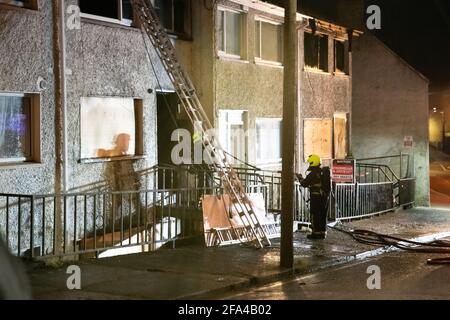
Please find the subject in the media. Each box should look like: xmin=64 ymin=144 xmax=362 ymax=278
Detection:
xmin=152 ymin=0 xmax=192 ymax=38
xmin=217 ymin=6 xmax=244 ymax=60
xmin=255 ymin=117 xmax=282 ymax=166
xmin=79 ymin=0 xmax=134 ymax=27
xmin=0 ymin=0 xmax=39 ymax=10
xmin=218 ymin=110 xmax=248 ymax=165
xmin=79 ymin=96 xmax=144 ymax=163
xmin=304 ymin=31 xmax=329 ymax=73
xmin=0 ymin=92 xmax=41 ymax=165
xmin=254 ymin=16 xmax=284 ymax=67
xmin=334 ymin=38 xmax=347 ymax=75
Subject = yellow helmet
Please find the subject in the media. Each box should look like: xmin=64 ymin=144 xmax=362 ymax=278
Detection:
xmin=307 ymin=154 xmax=321 ymax=168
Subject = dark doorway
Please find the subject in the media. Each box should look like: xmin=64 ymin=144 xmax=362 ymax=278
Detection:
xmin=156 ymin=92 xmax=191 ymax=189
xmin=157 ymin=92 xmax=179 ymax=166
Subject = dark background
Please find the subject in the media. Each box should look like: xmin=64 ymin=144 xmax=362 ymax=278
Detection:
xmin=269 ymin=0 xmax=450 ymax=90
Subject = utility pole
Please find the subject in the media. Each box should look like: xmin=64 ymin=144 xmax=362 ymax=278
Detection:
xmin=280 ymin=0 xmax=298 ymax=269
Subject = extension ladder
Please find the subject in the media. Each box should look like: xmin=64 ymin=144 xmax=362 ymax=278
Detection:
xmin=132 ymin=0 xmax=271 ymax=248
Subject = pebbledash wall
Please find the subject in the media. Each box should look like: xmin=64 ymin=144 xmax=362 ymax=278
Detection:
xmin=0 ymin=0 xmax=355 ymax=197
xmin=0 ymin=2 xmax=56 ymax=195
xmin=182 ymin=0 xmax=353 ymax=170
xmin=0 ymin=0 xmax=172 ymax=255
xmin=0 ymin=0 xmax=172 ymax=196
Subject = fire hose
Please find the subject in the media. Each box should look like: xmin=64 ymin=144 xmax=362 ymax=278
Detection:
xmin=329 ymin=224 xmax=450 ymax=265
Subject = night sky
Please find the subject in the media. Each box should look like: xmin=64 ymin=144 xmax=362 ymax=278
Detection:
xmin=368 ymin=0 xmax=450 ymax=90
xmin=269 ymin=0 xmax=450 ymax=90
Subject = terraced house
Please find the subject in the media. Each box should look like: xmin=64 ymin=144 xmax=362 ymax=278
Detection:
xmin=0 ymin=0 xmax=356 ymax=258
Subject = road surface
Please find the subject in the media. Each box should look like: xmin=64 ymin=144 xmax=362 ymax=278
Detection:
xmin=430 ymin=147 xmax=450 ymax=207
xmin=215 ymin=251 xmax=450 ymax=300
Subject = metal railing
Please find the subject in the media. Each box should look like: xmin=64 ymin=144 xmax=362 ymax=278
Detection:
xmin=0 ymin=159 xmax=416 ymax=259
xmin=334 ymin=154 xmax=415 ymax=221
xmin=0 ymin=182 xmax=267 ymax=259
xmin=335 ymin=182 xmax=395 ymax=221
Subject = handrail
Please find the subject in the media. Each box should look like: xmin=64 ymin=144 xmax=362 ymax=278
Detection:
xmin=356 ymin=163 xmax=400 ymax=182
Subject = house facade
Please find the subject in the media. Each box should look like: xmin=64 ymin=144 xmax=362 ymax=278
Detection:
xmin=0 ymin=0 xmax=181 ymax=197
xmin=0 ymin=0 xmax=354 ymax=197
xmin=171 ymin=0 xmax=354 ymax=171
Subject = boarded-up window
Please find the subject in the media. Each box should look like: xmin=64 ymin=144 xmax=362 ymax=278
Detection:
xmin=334 ymin=113 xmax=348 ymax=159
xmin=303 ymin=119 xmax=332 ymax=161
xmin=80 ymin=97 xmax=143 ymax=159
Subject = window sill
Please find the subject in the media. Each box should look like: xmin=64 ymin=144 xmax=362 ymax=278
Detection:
xmin=167 ymin=32 xmax=193 ymax=42
xmin=255 ymin=60 xmax=284 ymax=69
xmin=81 ymin=17 xmax=140 ymax=32
xmin=333 ymin=71 xmax=349 ymax=77
xmin=0 ymin=162 xmax=43 ymax=170
xmin=79 ymin=155 xmax=146 ymax=164
xmin=217 ymin=54 xmax=249 ymax=64
xmin=304 ymin=67 xmax=331 ymax=75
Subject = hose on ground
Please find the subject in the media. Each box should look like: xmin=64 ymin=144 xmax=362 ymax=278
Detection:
xmin=329 ymin=224 xmax=450 ymax=265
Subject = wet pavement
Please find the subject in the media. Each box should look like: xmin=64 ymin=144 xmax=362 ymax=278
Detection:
xmin=218 ymin=249 xmax=450 ymax=300
xmin=28 ymin=207 xmax=450 ymax=300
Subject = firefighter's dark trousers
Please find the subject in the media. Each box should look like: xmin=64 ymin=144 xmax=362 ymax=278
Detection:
xmin=310 ymin=193 xmax=327 ymax=235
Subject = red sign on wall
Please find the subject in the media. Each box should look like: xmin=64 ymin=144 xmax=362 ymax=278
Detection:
xmin=332 ymin=159 xmax=355 ymax=183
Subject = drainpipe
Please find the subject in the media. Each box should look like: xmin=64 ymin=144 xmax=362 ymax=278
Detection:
xmin=347 ymin=29 xmax=353 ymax=158
xmin=60 ymin=0 xmax=69 ymax=192
xmin=52 ymin=0 xmax=67 ymax=254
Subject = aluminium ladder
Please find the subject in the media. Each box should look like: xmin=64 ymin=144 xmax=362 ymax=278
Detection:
xmin=132 ymin=0 xmax=271 ymax=248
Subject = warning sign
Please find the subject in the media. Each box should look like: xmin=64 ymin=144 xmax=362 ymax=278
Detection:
xmin=332 ymin=159 xmax=355 ymax=183
xmin=404 ymin=136 xmax=413 ymax=149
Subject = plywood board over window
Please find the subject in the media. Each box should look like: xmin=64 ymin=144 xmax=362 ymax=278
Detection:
xmin=334 ymin=113 xmax=348 ymax=159
xmin=303 ymin=119 xmax=332 ymax=161
xmin=80 ymin=97 xmax=143 ymax=160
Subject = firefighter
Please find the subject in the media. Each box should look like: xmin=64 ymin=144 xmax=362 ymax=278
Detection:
xmin=297 ymin=154 xmax=328 ymax=240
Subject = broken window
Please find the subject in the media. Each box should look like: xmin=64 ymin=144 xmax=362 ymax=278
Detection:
xmin=256 ymin=118 xmax=282 ymax=166
xmin=217 ymin=8 xmax=242 ymax=57
xmin=154 ymin=0 xmax=192 ymax=37
xmin=335 ymin=40 xmax=346 ymax=73
xmin=0 ymin=94 xmax=40 ymax=163
xmin=304 ymin=32 xmax=328 ymax=72
xmin=79 ymin=0 xmax=134 ymax=26
xmin=80 ymin=97 xmax=143 ymax=160
xmin=255 ymin=19 xmax=283 ymax=64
